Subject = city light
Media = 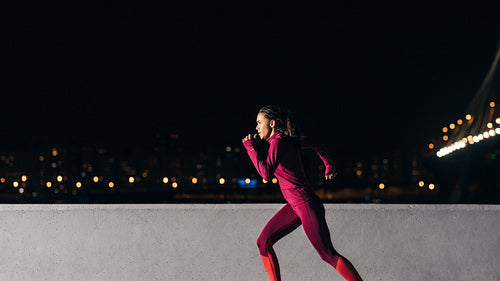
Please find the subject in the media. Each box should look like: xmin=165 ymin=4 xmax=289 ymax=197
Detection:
xmin=437 ymin=128 xmax=499 ymax=158
xmin=0 ymin=117 xmax=476 ymax=204
xmin=429 ymin=183 xmax=435 ymax=190
xmin=238 ymin=178 xmax=258 ymax=188
xmin=465 ymin=114 xmax=472 ymax=121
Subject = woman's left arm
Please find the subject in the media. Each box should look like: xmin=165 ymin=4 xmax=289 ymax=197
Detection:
xmin=301 ymin=137 xmax=337 ymax=180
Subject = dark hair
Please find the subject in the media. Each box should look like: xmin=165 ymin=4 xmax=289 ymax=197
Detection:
xmin=259 ymin=105 xmax=300 ymax=139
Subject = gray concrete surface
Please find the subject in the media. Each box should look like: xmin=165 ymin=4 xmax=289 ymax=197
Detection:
xmin=0 ymin=204 xmax=498 ymax=281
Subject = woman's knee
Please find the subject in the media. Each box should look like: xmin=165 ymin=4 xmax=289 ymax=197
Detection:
xmin=256 ymin=235 xmax=271 ymax=256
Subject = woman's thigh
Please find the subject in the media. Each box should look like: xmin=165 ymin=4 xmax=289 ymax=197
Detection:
xmin=258 ymin=203 xmax=302 ymax=247
xmin=293 ymin=200 xmax=338 ymax=259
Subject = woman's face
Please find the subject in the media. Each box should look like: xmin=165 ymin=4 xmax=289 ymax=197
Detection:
xmin=256 ymin=112 xmax=275 ymax=140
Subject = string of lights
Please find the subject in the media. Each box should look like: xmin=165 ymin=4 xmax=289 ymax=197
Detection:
xmin=433 ymin=42 xmax=500 ymax=158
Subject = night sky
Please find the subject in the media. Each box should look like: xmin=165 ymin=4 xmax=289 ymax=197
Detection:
xmin=3 ymin=2 xmax=500 ymax=155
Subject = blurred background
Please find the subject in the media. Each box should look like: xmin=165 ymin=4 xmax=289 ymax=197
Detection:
xmin=2 ymin=1 xmax=499 ymax=203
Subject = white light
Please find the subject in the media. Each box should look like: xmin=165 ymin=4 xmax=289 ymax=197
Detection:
xmin=436 ymin=125 xmax=499 ymax=157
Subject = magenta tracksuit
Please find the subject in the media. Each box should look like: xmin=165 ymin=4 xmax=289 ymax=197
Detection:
xmin=243 ymin=132 xmax=341 ymax=270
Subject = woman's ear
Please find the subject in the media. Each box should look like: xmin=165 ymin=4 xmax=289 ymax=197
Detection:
xmin=269 ymin=120 xmax=275 ymax=128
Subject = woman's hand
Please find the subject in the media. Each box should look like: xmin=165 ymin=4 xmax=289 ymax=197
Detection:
xmin=242 ymin=134 xmax=257 ymax=143
xmin=241 ymin=134 xmax=255 ymax=142
xmin=325 ymin=172 xmax=337 ymax=180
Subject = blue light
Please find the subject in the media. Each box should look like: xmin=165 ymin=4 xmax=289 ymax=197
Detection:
xmin=237 ymin=178 xmax=258 ymax=188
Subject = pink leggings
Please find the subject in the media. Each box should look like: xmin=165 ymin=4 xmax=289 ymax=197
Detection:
xmin=257 ymin=198 xmax=340 ymax=268
xmin=257 ymin=199 xmax=363 ymax=281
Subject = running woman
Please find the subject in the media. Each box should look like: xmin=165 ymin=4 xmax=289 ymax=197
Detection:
xmin=242 ymin=105 xmax=363 ymax=281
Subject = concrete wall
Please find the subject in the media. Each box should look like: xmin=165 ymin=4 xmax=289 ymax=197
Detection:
xmin=0 ymin=204 xmax=498 ymax=281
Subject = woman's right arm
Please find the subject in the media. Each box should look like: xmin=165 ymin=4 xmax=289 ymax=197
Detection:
xmin=242 ymin=135 xmax=280 ymax=181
